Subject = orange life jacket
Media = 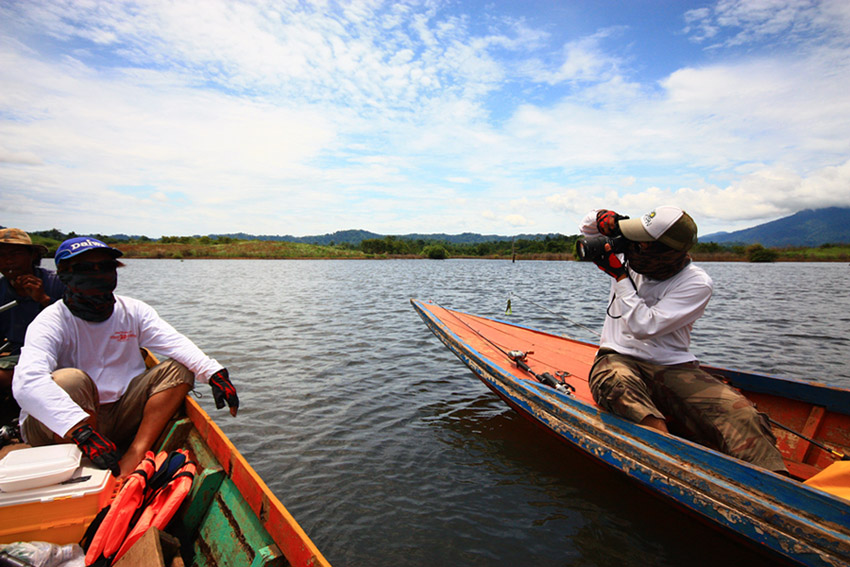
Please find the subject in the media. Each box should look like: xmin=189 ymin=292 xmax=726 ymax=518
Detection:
xmin=83 ymin=449 xmax=195 ymax=567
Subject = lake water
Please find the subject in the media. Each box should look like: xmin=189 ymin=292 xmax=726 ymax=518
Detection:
xmin=118 ymin=259 xmax=850 ymax=567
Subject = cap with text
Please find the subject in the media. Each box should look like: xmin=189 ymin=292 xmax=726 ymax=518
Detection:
xmin=618 ymin=206 xmax=698 ymax=252
xmin=55 ymin=237 xmax=123 ymax=266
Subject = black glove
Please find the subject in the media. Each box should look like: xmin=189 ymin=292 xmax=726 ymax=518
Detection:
xmin=594 ymin=251 xmax=627 ymax=280
xmin=595 ymin=210 xmax=629 ymax=236
xmin=210 ymin=368 xmax=239 ymax=416
xmin=71 ymin=424 xmax=120 ymax=477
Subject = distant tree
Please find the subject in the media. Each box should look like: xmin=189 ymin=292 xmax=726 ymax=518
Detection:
xmin=422 ymin=244 xmax=449 ymax=259
xmin=747 ymin=243 xmax=779 ymax=262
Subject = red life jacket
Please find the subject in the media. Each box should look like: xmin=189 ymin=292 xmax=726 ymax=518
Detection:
xmin=84 ymin=451 xmax=160 ymax=565
xmin=83 ymin=449 xmax=195 ymax=567
xmin=112 ymin=457 xmax=196 ymax=563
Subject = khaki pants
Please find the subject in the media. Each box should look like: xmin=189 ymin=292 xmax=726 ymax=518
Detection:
xmin=23 ymin=359 xmax=194 ymax=448
xmin=589 ymin=350 xmax=787 ymax=472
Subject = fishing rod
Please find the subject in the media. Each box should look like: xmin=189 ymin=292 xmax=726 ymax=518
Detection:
xmin=506 ymin=292 xmax=601 ymax=338
xmin=767 ymin=416 xmax=849 ymax=461
xmin=438 ymin=302 xmax=575 ymax=395
xmin=0 ymin=300 xmax=18 ymax=314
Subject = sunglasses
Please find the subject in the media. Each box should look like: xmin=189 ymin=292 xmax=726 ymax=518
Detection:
xmin=69 ymin=259 xmax=120 ymax=273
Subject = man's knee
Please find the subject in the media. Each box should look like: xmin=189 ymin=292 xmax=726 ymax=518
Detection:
xmin=148 ymin=360 xmax=195 ymax=396
xmin=52 ymin=368 xmax=99 ymax=413
xmin=20 ymin=368 xmax=98 ymax=446
xmin=590 ymin=366 xmax=662 ymax=424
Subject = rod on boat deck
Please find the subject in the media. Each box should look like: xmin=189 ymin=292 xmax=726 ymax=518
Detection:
xmin=768 ymin=416 xmax=849 ymax=461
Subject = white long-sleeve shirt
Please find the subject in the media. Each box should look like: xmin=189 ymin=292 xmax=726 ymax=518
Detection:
xmin=580 ymin=210 xmax=713 ymax=365
xmin=13 ymin=295 xmax=222 ymax=437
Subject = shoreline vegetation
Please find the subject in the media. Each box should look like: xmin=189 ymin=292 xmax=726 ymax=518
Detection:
xmin=27 ymin=231 xmax=850 ymax=262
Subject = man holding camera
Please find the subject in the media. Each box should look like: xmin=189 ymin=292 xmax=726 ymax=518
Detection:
xmin=580 ymin=206 xmax=787 ymax=474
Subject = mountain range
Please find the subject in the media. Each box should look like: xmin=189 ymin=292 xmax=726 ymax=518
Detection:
xmin=215 ymin=207 xmax=849 ymax=247
xmin=211 ymin=229 xmax=562 ymax=246
xmin=700 ymin=207 xmax=850 ymax=247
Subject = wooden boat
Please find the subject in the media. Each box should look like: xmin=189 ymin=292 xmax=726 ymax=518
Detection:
xmin=411 ymin=298 xmax=850 ymax=567
xmin=0 ymin=395 xmax=331 ymax=567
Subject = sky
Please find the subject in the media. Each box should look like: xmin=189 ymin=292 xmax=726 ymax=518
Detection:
xmin=1 ymin=0 xmax=849 ymax=239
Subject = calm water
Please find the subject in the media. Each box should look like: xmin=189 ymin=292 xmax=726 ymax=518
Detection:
xmin=119 ymin=259 xmax=850 ymax=567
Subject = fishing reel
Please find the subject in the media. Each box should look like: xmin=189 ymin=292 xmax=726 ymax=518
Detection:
xmin=507 ymin=350 xmax=531 ymax=362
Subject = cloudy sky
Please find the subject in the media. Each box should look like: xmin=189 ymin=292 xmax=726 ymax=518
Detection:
xmin=2 ymin=0 xmax=849 ymax=238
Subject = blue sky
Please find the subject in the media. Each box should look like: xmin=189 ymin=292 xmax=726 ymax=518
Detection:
xmin=2 ymin=0 xmax=849 ymax=238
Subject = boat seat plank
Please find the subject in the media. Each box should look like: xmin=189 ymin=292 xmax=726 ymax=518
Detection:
xmin=794 ymin=406 xmax=827 ymax=464
xmin=193 ymin=479 xmax=287 ymax=567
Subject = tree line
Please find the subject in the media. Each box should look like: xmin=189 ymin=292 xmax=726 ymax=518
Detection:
xmin=24 ymin=228 xmax=849 ymax=262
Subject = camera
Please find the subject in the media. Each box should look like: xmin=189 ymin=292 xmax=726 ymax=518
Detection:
xmin=575 ymin=235 xmax=629 ymax=262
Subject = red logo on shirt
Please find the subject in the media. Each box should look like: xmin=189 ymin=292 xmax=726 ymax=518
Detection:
xmin=110 ymin=330 xmax=137 ymax=342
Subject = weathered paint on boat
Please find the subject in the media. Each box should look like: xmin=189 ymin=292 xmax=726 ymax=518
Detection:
xmin=411 ymin=298 xmax=850 ymax=567
xmin=155 ymin=395 xmax=331 ymax=567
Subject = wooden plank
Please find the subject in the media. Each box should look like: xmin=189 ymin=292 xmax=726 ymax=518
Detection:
xmin=794 ymin=406 xmax=827 ymax=464
xmin=193 ymin=479 xmax=284 ymax=567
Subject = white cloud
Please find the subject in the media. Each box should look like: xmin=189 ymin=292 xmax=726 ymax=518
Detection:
xmin=1 ymin=0 xmax=849 ymax=237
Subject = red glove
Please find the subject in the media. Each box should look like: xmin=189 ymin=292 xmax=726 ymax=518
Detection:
xmin=595 ymin=210 xmax=628 ymax=236
xmin=71 ymin=424 xmax=120 ymax=477
xmin=210 ymin=368 xmax=239 ymax=416
xmin=594 ymin=252 xmax=627 ymax=280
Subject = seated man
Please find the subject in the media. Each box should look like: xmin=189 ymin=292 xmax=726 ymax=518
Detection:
xmin=13 ymin=237 xmax=239 ymax=476
xmin=581 ymin=206 xmax=787 ymax=474
xmin=0 ymin=228 xmax=65 ymax=425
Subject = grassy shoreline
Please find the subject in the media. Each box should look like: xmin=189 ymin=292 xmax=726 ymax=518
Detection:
xmin=29 ymin=234 xmax=850 ymax=262
xmin=112 ymin=241 xmax=849 ymax=262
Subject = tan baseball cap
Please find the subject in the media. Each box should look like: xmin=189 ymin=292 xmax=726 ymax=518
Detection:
xmin=618 ymin=206 xmax=698 ymax=252
xmin=0 ymin=228 xmax=49 ymax=256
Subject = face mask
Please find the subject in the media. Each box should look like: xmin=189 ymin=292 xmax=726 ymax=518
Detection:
xmin=625 ymin=242 xmax=690 ymax=281
xmin=59 ymin=269 xmax=117 ymax=322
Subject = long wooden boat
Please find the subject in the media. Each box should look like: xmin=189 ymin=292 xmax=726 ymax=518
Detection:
xmin=0 ymin=395 xmax=331 ymax=567
xmin=411 ymin=298 xmax=850 ymax=567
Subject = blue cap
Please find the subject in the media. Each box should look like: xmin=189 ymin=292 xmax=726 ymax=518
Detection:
xmin=55 ymin=237 xmax=123 ymax=266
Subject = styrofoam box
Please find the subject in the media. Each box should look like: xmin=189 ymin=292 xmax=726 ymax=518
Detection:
xmin=0 ymin=445 xmax=82 ymax=492
xmin=0 ymin=465 xmax=115 ymax=545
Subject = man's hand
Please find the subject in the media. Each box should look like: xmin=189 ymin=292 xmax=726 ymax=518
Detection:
xmin=210 ymin=368 xmax=239 ymax=417
xmin=13 ymin=274 xmax=51 ymax=306
xmin=71 ymin=424 xmax=120 ymax=477
xmin=594 ymin=251 xmax=627 ymax=280
xmin=595 ymin=210 xmax=628 ymax=236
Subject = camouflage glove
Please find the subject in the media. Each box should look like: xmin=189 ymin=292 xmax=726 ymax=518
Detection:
xmin=71 ymin=424 xmax=120 ymax=477
xmin=210 ymin=368 xmax=239 ymax=416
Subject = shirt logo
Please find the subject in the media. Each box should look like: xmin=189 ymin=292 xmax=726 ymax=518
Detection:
xmin=110 ymin=330 xmax=137 ymax=342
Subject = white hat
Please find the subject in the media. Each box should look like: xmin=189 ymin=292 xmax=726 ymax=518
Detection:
xmin=618 ymin=206 xmax=698 ymax=251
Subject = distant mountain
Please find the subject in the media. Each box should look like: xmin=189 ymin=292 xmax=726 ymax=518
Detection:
xmin=211 ymin=229 xmax=383 ymax=244
xmin=212 ymin=229 xmax=563 ymax=246
xmin=702 ymin=207 xmax=850 ymax=247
